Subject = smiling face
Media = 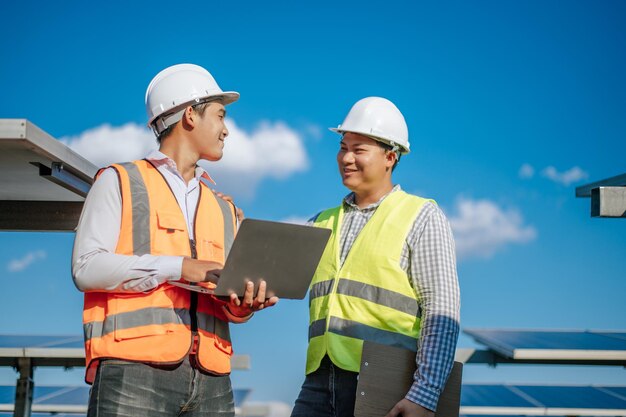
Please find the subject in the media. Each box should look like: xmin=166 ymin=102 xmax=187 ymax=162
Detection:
xmin=190 ymin=102 xmax=229 ymax=161
xmin=336 ymin=132 xmax=396 ymax=195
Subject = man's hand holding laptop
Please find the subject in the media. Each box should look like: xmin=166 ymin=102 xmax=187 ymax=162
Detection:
xmin=181 ymin=257 xmax=279 ymax=317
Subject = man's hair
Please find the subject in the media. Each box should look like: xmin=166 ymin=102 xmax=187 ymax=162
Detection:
xmin=155 ymin=101 xmax=215 ymax=144
xmin=377 ymin=141 xmax=401 ymax=171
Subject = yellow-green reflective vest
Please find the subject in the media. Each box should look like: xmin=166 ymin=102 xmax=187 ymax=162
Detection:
xmin=306 ymin=190 xmax=431 ymax=374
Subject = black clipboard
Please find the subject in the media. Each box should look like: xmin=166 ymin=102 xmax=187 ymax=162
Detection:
xmin=355 ymin=341 xmax=462 ymax=417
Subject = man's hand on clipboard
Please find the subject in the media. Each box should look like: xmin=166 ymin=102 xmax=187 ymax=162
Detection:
xmin=384 ymin=399 xmax=434 ymax=417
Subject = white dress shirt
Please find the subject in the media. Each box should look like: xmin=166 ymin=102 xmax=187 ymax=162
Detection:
xmin=72 ymin=150 xmax=209 ymax=293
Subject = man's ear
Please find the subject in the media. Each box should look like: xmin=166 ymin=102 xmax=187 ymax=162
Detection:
xmin=385 ymin=149 xmax=397 ymax=169
xmin=181 ymin=106 xmax=196 ymax=129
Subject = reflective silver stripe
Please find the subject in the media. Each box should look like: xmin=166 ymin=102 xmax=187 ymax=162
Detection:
xmin=84 ymin=307 xmax=230 ymax=342
xmin=328 ymin=316 xmax=417 ymax=351
xmin=84 ymin=307 xmax=189 ymax=340
xmin=119 ymin=162 xmax=151 ymax=256
xmin=309 ymin=279 xmax=334 ymax=301
xmin=336 ymin=279 xmax=419 ymax=317
xmin=214 ymin=196 xmax=235 ymax=257
xmin=308 ymin=319 xmax=327 ymax=340
xmin=197 ymin=312 xmax=231 ymax=342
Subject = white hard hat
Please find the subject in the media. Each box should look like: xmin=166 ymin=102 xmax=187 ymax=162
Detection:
xmin=145 ymin=63 xmax=240 ymax=136
xmin=329 ymin=97 xmax=410 ymax=154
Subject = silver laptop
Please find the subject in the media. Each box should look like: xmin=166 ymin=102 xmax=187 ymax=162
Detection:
xmin=172 ymin=218 xmax=331 ymax=299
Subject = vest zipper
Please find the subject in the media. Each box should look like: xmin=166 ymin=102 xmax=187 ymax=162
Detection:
xmin=190 ymin=185 xmax=203 ymax=356
xmin=189 ymin=238 xmax=199 ymax=333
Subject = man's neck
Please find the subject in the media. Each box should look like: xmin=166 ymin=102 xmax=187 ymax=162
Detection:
xmin=353 ymin=182 xmax=394 ymax=208
xmin=158 ymin=145 xmax=199 ymax=184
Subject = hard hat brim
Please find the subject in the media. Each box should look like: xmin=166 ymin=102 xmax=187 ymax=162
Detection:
xmin=217 ymin=91 xmax=240 ymax=106
xmin=147 ymin=91 xmax=240 ymax=127
xmin=328 ymin=127 xmax=410 ymax=154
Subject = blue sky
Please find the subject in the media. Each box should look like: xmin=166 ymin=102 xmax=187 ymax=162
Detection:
xmin=1 ymin=0 xmax=625 ymax=407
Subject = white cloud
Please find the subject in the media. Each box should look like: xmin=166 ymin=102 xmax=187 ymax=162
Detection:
xmin=448 ymin=198 xmax=537 ymax=260
xmin=7 ymin=250 xmax=47 ymax=272
xmin=61 ymin=123 xmax=157 ymax=168
xmin=518 ymin=163 xmax=535 ymax=179
xmin=541 ymin=166 xmax=589 ymax=186
xmin=204 ymin=119 xmax=308 ymax=196
xmin=61 ymin=119 xmax=308 ymax=198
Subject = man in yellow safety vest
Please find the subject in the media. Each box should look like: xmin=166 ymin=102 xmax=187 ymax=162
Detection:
xmin=291 ymin=97 xmax=460 ymax=417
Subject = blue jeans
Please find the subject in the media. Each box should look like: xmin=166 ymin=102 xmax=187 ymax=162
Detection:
xmin=291 ymin=355 xmax=359 ymax=417
xmin=87 ymin=357 xmax=234 ymax=417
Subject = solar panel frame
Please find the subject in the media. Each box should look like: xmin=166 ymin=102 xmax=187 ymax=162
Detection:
xmin=464 ymin=329 xmax=626 ymax=363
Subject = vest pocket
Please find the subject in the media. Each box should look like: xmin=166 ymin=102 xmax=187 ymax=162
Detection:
xmin=113 ymin=320 xmax=171 ymax=341
xmin=156 ymin=210 xmax=187 ymax=233
xmin=153 ymin=210 xmax=189 ymax=256
xmin=198 ymin=239 xmax=225 ymax=265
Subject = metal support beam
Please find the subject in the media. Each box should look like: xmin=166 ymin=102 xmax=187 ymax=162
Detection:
xmin=36 ymin=162 xmax=91 ymax=197
xmin=13 ymin=358 xmax=33 ymax=417
xmin=591 ymin=187 xmax=626 ymax=218
xmin=576 ymin=173 xmax=626 ymax=197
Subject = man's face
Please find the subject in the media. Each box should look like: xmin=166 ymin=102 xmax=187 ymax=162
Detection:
xmin=193 ymin=102 xmax=229 ymax=161
xmin=336 ymin=132 xmax=393 ymax=193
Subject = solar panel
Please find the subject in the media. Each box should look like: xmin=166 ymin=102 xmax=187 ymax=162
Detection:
xmin=604 ymin=386 xmax=626 ymax=398
xmin=521 ymin=384 xmax=626 ymax=408
xmin=0 ymin=335 xmax=84 ymax=349
xmin=464 ymin=329 xmax=626 ymax=364
xmin=461 ymin=385 xmax=536 ymax=407
xmin=0 ymin=335 xmax=85 ymax=368
xmin=460 ymin=384 xmax=626 ymax=416
xmin=0 ymin=412 xmax=86 ymax=417
xmin=0 ymin=385 xmax=87 ymax=414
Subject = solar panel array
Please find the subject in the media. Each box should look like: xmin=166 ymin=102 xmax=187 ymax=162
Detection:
xmin=0 ymin=335 xmax=84 ymax=368
xmin=0 ymin=336 xmax=84 ymax=349
xmin=464 ymin=329 xmax=626 ymax=363
xmin=461 ymin=384 xmax=626 ymax=415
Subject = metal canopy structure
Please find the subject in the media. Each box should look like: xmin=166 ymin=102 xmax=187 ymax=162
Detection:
xmin=0 ymin=119 xmax=98 ymax=231
xmin=576 ymin=172 xmax=626 ymax=218
xmin=459 ymin=329 xmax=626 ymax=366
xmin=460 ymin=384 xmax=626 ymax=416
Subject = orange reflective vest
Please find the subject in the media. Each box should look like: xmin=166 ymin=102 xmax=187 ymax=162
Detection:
xmin=82 ymin=159 xmax=237 ymax=383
